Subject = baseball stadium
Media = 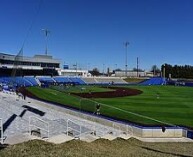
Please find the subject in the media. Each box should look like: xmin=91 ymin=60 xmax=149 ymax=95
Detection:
xmin=1 ymin=0 xmax=193 ymax=156
xmin=0 ymin=50 xmax=193 ymax=156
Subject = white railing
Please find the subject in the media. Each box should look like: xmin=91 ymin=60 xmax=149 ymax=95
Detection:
xmin=113 ymin=123 xmax=133 ymax=136
xmin=127 ymin=125 xmax=133 ymax=136
xmin=80 ymin=120 xmax=107 ymax=137
xmin=67 ymin=119 xmax=81 ymax=138
xmin=29 ymin=116 xmax=49 ymax=138
xmin=0 ymin=118 xmax=3 ymax=144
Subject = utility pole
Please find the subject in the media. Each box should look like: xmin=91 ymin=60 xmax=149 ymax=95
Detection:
xmin=73 ymin=62 xmax=77 ymax=76
xmin=163 ymin=64 xmax=166 ymax=84
xmin=124 ymin=41 xmax=129 ymax=77
xmin=103 ymin=63 xmax=105 ymax=76
xmin=137 ymin=57 xmax=139 ymax=77
xmin=42 ymin=29 xmax=50 ymax=55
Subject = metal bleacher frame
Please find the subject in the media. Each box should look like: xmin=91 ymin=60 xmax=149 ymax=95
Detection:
xmin=29 ymin=116 xmax=49 ymax=139
xmin=0 ymin=118 xmax=3 ymax=144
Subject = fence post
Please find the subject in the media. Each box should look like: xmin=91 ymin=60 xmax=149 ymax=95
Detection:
xmin=0 ymin=118 xmax=3 ymax=144
xmin=67 ymin=119 xmax=69 ymax=136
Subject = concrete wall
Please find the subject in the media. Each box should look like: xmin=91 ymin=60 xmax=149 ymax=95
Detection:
xmin=142 ymin=128 xmax=183 ymax=138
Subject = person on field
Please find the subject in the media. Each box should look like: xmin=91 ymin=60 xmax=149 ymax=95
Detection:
xmin=96 ymin=103 xmax=101 ymax=115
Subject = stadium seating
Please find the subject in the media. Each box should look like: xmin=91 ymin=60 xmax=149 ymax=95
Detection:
xmin=95 ymin=77 xmax=127 ymax=85
xmin=53 ymin=77 xmax=86 ymax=85
xmin=139 ymin=77 xmax=166 ymax=85
xmin=0 ymin=92 xmax=125 ymax=144
xmin=36 ymin=76 xmax=55 ymax=83
xmin=53 ymin=76 xmax=72 ymax=84
xmin=0 ymin=77 xmax=11 ymax=84
xmin=81 ymin=77 xmax=98 ymax=84
xmin=0 ymin=77 xmax=34 ymax=87
xmin=24 ymin=76 xmax=39 ymax=86
xmin=82 ymin=77 xmax=127 ymax=85
xmin=69 ymin=77 xmax=86 ymax=85
xmin=14 ymin=77 xmax=32 ymax=87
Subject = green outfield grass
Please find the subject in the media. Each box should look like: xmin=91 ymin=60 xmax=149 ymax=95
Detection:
xmin=27 ymin=85 xmax=193 ymax=128
xmin=50 ymin=85 xmax=113 ymax=93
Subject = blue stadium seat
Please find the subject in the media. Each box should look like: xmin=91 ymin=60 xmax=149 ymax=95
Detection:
xmin=69 ymin=77 xmax=86 ymax=85
xmin=140 ymin=77 xmax=165 ymax=85
xmin=53 ymin=77 xmax=71 ymax=84
xmin=15 ymin=77 xmax=32 ymax=87
xmin=24 ymin=77 xmax=39 ymax=86
xmin=37 ymin=77 xmax=55 ymax=83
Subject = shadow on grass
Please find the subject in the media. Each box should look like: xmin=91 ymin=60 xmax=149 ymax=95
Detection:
xmin=140 ymin=146 xmax=193 ymax=157
xmin=0 ymin=144 xmax=8 ymax=151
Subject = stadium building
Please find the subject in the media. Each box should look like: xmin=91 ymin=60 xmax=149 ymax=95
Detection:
xmin=0 ymin=52 xmax=61 ymax=76
xmin=114 ymin=70 xmax=154 ymax=77
xmin=0 ymin=52 xmax=90 ymax=77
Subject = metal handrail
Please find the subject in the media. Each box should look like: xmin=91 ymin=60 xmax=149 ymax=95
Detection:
xmin=29 ymin=116 xmax=49 ymax=138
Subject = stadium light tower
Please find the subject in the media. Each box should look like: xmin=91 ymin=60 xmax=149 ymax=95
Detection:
xmin=42 ymin=29 xmax=50 ymax=55
xmin=163 ymin=63 xmax=166 ymax=84
xmin=103 ymin=63 xmax=105 ymax=76
xmin=124 ymin=41 xmax=129 ymax=77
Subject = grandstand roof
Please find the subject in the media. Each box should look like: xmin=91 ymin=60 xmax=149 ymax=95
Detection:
xmin=0 ymin=53 xmax=60 ymax=64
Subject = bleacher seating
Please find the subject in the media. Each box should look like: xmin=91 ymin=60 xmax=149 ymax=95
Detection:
xmin=53 ymin=77 xmax=71 ymax=84
xmin=69 ymin=77 xmax=86 ymax=85
xmin=0 ymin=77 xmax=10 ymax=84
xmin=0 ymin=77 xmax=35 ymax=87
xmin=0 ymin=76 xmax=128 ymax=87
xmin=15 ymin=77 xmax=32 ymax=87
xmin=53 ymin=77 xmax=86 ymax=85
xmin=81 ymin=77 xmax=98 ymax=84
xmin=82 ymin=77 xmax=127 ymax=85
xmin=95 ymin=77 xmax=127 ymax=84
xmin=139 ymin=77 xmax=165 ymax=85
xmin=24 ymin=76 xmax=39 ymax=86
xmin=36 ymin=76 xmax=55 ymax=83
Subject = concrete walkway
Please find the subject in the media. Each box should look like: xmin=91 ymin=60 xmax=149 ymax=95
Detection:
xmin=47 ymin=134 xmax=74 ymax=144
xmin=135 ymin=136 xmax=193 ymax=143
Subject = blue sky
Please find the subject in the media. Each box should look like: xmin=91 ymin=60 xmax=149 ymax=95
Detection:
xmin=0 ymin=0 xmax=193 ymax=72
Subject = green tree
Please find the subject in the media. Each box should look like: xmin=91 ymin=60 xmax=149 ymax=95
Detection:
xmin=151 ymin=65 xmax=160 ymax=75
xmin=89 ymin=68 xmax=100 ymax=76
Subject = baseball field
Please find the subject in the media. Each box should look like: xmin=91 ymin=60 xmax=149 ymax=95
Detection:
xmin=26 ymin=85 xmax=193 ymax=128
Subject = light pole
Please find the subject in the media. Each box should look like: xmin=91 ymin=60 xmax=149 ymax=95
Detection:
xmin=163 ymin=64 xmax=166 ymax=84
xmin=73 ymin=62 xmax=77 ymax=76
xmin=42 ymin=29 xmax=50 ymax=55
xmin=137 ymin=57 xmax=139 ymax=77
xmin=124 ymin=41 xmax=129 ymax=77
xmin=103 ymin=63 xmax=105 ymax=76
xmin=115 ymin=64 xmax=117 ymax=70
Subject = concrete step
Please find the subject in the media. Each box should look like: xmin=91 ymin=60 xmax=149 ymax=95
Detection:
xmin=4 ymin=133 xmax=41 ymax=145
xmin=47 ymin=134 xmax=74 ymax=144
xmin=118 ymin=134 xmax=132 ymax=140
xmin=101 ymin=134 xmax=117 ymax=141
xmin=80 ymin=134 xmax=100 ymax=142
xmin=136 ymin=137 xmax=193 ymax=143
